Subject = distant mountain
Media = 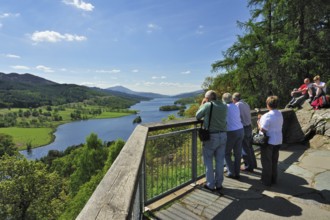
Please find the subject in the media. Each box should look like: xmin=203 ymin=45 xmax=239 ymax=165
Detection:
xmin=0 ymin=72 xmax=56 ymax=85
xmin=107 ymin=85 xmax=203 ymax=99
xmin=172 ymin=90 xmax=204 ymax=98
xmin=0 ymin=72 xmax=143 ymax=108
xmin=106 ymin=86 xmax=169 ymax=99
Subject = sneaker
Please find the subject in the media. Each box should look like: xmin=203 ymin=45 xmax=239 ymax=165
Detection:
xmin=203 ymin=184 xmax=215 ymax=192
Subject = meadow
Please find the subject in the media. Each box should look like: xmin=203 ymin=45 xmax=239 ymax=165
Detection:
xmin=0 ymin=105 xmax=135 ymax=150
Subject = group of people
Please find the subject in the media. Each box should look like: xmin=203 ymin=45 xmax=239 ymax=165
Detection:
xmin=196 ymin=91 xmax=283 ymax=192
xmin=286 ymin=75 xmax=327 ymax=109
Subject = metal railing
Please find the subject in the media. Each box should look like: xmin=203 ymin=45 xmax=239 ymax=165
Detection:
xmin=77 ymin=109 xmax=292 ymax=220
xmin=76 ymin=118 xmax=203 ymax=220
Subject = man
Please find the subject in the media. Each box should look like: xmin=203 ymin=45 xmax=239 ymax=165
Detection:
xmin=286 ymin=78 xmax=311 ymax=108
xmin=232 ymin=92 xmax=257 ymax=172
xmin=196 ymin=90 xmax=227 ymax=192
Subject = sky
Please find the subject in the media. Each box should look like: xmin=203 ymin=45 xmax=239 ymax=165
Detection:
xmin=0 ymin=0 xmax=251 ymax=95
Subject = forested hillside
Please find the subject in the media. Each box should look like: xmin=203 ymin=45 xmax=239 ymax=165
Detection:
xmin=0 ymin=72 xmax=144 ymax=108
xmin=206 ymin=0 xmax=330 ymax=108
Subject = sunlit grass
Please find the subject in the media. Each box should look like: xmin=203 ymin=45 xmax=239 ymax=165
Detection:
xmin=0 ymin=127 xmax=54 ymax=150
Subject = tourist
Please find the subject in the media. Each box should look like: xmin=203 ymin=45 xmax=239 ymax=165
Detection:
xmin=286 ymin=78 xmax=311 ymax=108
xmin=196 ymin=90 xmax=227 ymax=192
xmin=232 ymin=92 xmax=257 ymax=172
xmin=222 ymin=93 xmax=244 ymax=179
xmin=308 ymin=75 xmax=327 ymax=101
xmin=257 ymin=96 xmax=283 ymax=186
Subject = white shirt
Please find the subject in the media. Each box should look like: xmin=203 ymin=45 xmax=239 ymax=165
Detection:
xmin=260 ymin=110 xmax=283 ymax=145
xmin=226 ymin=103 xmax=243 ymax=131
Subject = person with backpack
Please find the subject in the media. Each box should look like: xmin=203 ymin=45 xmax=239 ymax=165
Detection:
xmin=308 ymin=75 xmax=327 ymax=102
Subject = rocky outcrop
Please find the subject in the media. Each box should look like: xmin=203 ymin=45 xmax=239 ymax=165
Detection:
xmin=288 ymin=101 xmax=330 ymax=150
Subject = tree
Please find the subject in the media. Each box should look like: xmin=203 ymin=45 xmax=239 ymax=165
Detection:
xmin=0 ymin=133 xmax=17 ymax=157
xmin=69 ymin=133 xmax=107 ymax=194
xmin=0 ymin=155 xmax=67 ymax=220
xmin=210 ymin=0 xmax=330 ymax=108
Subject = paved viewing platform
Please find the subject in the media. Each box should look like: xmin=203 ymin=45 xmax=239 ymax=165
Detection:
xmin=147 ymin=143 xmax=330 ymax=219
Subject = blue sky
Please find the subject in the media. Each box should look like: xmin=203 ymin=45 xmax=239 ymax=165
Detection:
xmin=0 ymin=0 xmax=250 ymax=95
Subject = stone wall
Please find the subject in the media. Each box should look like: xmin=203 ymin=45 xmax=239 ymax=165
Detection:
xmin=252 ymin=104 xmax=330 ymax=150
xmin=284 ymin=102 xmax=330 ymax=150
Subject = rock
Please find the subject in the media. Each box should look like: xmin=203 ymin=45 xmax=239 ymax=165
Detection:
xmin=309 ymin=134 xmax=330 ymax=150
xmin=290 ymin=102 xmax=330 ymax=149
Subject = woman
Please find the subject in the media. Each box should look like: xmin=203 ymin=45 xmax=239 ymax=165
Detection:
xmin=308 ymin=75 xmax=327 ymax=101
xmin=258 ymin=96 xmax=283 ymax=186
xmin=222 ymin=93 xmax=244 ymax=179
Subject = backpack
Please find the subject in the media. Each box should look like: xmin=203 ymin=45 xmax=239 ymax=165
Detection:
xmin=311 ymin=95 xmax=330 ymax=109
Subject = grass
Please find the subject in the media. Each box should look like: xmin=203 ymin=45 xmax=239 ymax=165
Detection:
xmin=0 ymin=127 xmax=54 ymax=150
xmin=0 ymin=106 xmax=135 ymax=150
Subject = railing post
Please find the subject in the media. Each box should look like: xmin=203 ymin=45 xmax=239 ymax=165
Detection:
xmin=140 ymin=155 xmax=146 ymax=220
xmin=192 ymin=125 xmax=198 ymax=182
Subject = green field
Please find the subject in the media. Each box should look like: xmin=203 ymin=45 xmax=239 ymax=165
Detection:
xmin=0 ymin=127 xmax=54 ymax=150
xmin=0 ymin=106 xmax=135 ymax=150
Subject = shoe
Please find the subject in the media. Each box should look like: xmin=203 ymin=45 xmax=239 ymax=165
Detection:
xmin=203 ymin=184 xmax=215 ymax=192
xmin=216 ymin=186 xmax=223 ymax=191
xmin=240 ymin=167 xmax=254 ymax=172
xmin=227 ymin=174 xmax=240 ymax=179
xmin=215 ymin=186 xmax=223 ymax=194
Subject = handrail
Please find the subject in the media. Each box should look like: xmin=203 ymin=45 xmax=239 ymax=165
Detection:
xmin=76 ymin=124 xmax=149 ymax=220
xmin=76 ymin=118 xmax=201 ymax=220
xmin=77 ymin=109 xmax=294 ymax=220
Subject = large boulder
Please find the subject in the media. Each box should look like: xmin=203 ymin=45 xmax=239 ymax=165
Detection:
xmin=293 ymin=101 xmax=330 ymax=149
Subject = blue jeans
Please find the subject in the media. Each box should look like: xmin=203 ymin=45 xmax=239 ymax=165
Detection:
xmin=225 ymin=128 xmax=244 ymax=177
xmin=202 ymin=132 xmax=227 ymax=189
xmin=242 ymin=125 xmax=257 ymax=170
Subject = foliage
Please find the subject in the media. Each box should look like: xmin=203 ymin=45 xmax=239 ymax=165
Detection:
xmin=69 ymin=133 xmax=108 ymax=195
xmin=209 ymin=0 xmax=330 ymax=108
xmin=58 ymin=139 xmax=125 ymax=220
xmin=0 ymin=154 xmax=67 ymax=220
xmin=0 ymin=133 xmax=17 ymax=157
xmin=159 ymin=105 xmax=181 ymax=111
xmin=133 ymin=115 xmax=142 ymax=123
xmin=0 ymin=73 xmax=144 ymax=109
xmin=174 ymin=97 xmax=197 ymax=105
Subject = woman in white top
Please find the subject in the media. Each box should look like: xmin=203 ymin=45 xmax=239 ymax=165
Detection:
xmin=308 ymin=75 xmax=327 ymax=100
xmin=258 ymin=96 xmax=283 ymax=186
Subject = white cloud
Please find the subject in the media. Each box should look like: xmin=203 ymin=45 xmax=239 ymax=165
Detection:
xmin=5 ymin=54 xmax=20 ymax=59
xmin=11 ymin=65 xmax=30 ymax=70
xmin=196 ymin=25 xmax=204 ymax=35
xmin=95 ymin=69 xmax=121 ymax=73
xmin=181 ymin=70 xmax=191 ymax=75
xmin=36 ymin=65 xmax=54 ymax=73
xmin=0 ymin=13 xmax=20 ymax=28
xmin=63 ymin=0 xmax=94 ymax=11
xmin=159 ymin=82 xmax=180 ymax=87
xmin=132 ymin=69 xmax=139 ymax=73
xmin=0 ymin=13 xmax=20 ymax=19
xmin=143 ymin=82 xmax=155 ymax=86
xmin=147 ymin=23 xmax=161 ymax=33
xmin=152 ymin=76 xmax=166 ymax=79
xmin=31 ymin=30 xmax=87 ymax=43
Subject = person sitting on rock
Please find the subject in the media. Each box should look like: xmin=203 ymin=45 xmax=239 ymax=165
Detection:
xmin=308 ymin=75 xmax=327 ymax=102
xmin=286 ymin=78 xmax=311 ymax=108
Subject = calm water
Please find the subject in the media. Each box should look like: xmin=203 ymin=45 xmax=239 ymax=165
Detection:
xmin=20 ymin=98 xmax=180 ymax=159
